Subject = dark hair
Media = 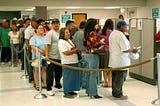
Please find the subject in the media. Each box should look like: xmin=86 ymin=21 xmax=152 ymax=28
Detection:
xmin=119 ymin=15 xmax=124 ymax=19
xmin=84 ymin=18 xmax=97 ymax=37
xmin=24 ymin=18 xmax=31 ymax=23
xmin=65 ymin=20 xmax=74 ymax=27
xmin=37 ymin=18 xmax=45 ymax=25
xmin=102 ymin=19 xmax=113 ymax=35
xmin=79 ymin=21 xmax=86 ymax=29
xmin=59 ymin=28 xmax=67 ymax=40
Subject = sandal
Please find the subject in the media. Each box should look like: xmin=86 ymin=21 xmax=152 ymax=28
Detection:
xmin=35 ymin=86 xmax=39 ymax=91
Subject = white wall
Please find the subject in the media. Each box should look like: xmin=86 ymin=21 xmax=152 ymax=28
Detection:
xmin=136 ymin=0 xmax=160 ymax=18
xmin=47 ymin=9 xmax=122 ymax=27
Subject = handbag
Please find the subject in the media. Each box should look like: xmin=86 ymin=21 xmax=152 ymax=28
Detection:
xmin=31 ymin=47 xmax=39 ymax=67
xmin=31 ymin=58 xmax=39 ymax=67
xmin=92 ymin=45 xmax=105 ymax=55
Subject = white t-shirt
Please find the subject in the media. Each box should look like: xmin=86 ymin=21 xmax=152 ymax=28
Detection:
xmin=58 ymin=39 xmax=78 ymax=64
xmin=109 ymin=30 xmax=130 ymax=69
xmin=8 ymin=31 xmax=20 ymax=44
xmin=24 ymin=25 xmax=35 ymax=40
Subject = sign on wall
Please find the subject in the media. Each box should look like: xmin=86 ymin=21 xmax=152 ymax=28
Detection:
xmin=61 ymin=15 xmax=71 ymax=23
xmin=152 ymin=8 xmax=159 ymax=19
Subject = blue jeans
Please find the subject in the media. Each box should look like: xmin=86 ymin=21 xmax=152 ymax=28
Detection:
xmin=78 ymin=56 xmax=89 ymax=89
xmin=84 ymin=53 xmax=99 ymax=96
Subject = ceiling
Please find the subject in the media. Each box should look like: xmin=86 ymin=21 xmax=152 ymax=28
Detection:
xmin=0 ymin=0 xmax=147 ymax=11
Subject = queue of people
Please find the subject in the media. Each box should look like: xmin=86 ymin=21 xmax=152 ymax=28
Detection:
xmin=0 ymin=16 xmax=138 ymax=100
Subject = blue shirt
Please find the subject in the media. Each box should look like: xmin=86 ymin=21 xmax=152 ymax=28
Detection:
xmin=29 ymin=35 xmax=45 ymax=59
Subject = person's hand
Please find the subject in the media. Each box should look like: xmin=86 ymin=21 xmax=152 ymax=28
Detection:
xmin=71 ymin=47 xmax=79 ymax=53
xmin=132 ymin=47 xmax=137 ymax=53
xmin=45 ymin=55 xmax=49 ymax=60
xmin=100 ymin=39 xmax=105 ymax=45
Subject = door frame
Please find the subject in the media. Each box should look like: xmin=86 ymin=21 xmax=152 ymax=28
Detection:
xmin=72 ymin=13 xmax=87 ymax=20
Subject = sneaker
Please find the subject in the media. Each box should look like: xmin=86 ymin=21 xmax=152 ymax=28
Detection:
xmin=55 ymin=87 xmax=63 ymax=92
xmin=46 ymin=90 xmax=55 ymax=96
xmin=63 ymin=93 xmax=76 ymax=98
xmin=114 ymin=95 xmax=128 ymax=100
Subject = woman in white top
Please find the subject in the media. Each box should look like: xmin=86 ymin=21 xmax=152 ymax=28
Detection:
xmin=8 ymin=24 xmax=20 ymax=66
xmin=58 ymin=28 xmax=80 ymax=98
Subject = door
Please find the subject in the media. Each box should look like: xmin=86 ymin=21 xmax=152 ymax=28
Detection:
xmin=72 ymin=13 xmax=87 ymax=27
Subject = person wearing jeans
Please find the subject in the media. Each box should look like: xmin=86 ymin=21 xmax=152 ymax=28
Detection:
xmin=83 ymin=18 xmax=105 ymax=99
xmin=109 ymin=20 xmax=137 ymax=100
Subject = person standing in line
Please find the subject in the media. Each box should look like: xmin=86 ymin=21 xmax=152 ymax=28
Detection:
xmin=99 ymin=19 xmax=114 ymax=87
xmin=19 ymin=18 xmax=31 ymax=71
xmin=60 ymin=20 xmax=75 ymax=40
xmin=44 ymin=18 xmax=62 ymax=96
xmin=109 ymin=20 xmax=137 ymax=100
xmin=25 ymin=17 xmax=37 ymax=83
xmin=73 ymin=21 xmax=88 ymax=89
xmin=83 ymin=18 xmax=105 ymax=99
xmin=58 ymin=28 xmax=80 ymax=98
xmin=8 ymin=24 xmax=20 ymax=66
xmin=30 ymin=24 xmax=47 ymax=90
xmin=0 ymin=20 xmax=11 ymax=64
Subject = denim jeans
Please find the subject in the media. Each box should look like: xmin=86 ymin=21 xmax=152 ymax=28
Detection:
xmin=112 ymin=70 xmax=127 ymax=98
xmin=78 ymin=56 xmax=89 ymax=89
xmin=84 ymin=53 xmax=99 ymax=96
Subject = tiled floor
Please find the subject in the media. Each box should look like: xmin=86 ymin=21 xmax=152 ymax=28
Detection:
xmin=0 ymin=63 xmax=157 ymax=106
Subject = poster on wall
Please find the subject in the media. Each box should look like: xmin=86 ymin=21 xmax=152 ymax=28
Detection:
xmin=130 ymin=19 xmax=137 ymax=28
xmin=61 ymin=15 xmax=71 ymax=23
xmin=137 ymin=19 xmax=142 ymax=30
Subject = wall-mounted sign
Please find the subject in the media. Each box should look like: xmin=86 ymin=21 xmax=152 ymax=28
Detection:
xmin=152 ymin=8 xmax=159 ymax=19
xmin=137 ymin=19 xmax=142 ymax=30
xmin=61 ymin=15 xmax=71 ymax=23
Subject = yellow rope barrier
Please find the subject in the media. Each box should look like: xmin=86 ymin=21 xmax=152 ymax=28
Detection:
xmin=24 ymin=47 xmax=38 ymax=63
xmin=45 ymin=57 xmax=156 ymax=72
xmin=11 ymin=43 xmax=24 ymax=53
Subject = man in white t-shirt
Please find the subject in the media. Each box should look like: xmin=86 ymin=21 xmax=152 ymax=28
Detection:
xmin=109 ymin=20 xmax=137 ymax=100
xmin=24 ymin=17 xmax=37 ymax=83
xmin=44 ymin=18 xmax=62 ymax=96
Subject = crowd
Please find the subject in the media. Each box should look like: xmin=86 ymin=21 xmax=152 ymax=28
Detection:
xmin=0 ymin=15 xmax=138 ymax=100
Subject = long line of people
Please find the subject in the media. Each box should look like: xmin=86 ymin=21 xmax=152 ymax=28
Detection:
xmin=0 ymin=16 xmax=137 ymax=100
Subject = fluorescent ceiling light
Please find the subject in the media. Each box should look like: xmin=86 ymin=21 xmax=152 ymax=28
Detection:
xmin=66 ymin=6 xmax=80 ymax=9
xmin=25 ymin=7 xmax=35 ymax=11
xmin=104 ymin=7 xmax=120 ymax=9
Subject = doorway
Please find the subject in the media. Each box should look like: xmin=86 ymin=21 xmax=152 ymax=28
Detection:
xmin=72 ymin=13 xmax=87 ymax=27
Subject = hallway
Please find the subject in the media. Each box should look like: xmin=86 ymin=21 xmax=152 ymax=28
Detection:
xmin=0 ymin=63 xmax=157 ymax=106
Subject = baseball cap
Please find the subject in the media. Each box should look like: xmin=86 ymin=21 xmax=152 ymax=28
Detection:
xmin=52 ymin=18 xmax=60 ymax=24
xmin=117 ymin=20 xmax=128 ymax=27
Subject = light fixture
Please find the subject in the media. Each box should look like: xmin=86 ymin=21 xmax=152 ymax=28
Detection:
xmin=66 ymin=6 xmax=80 ymax=9
xmin=120 ymin=8 xmax=125 ymax=13
xmin=104 ymin=7 xmax=120 ymax=9
xmin=25 ymin=7 xmax=35 ymax=11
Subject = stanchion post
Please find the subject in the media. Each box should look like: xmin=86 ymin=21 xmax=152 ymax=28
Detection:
xmin=20 ymin=45 xmax=28 ymax=80
xmin=34 ymin=52 xmax=47 ymax=99
xmin=152 ymin=53 xmax=160 ymax=106
xmin=11 ymin=41 xmax=14 ymax=68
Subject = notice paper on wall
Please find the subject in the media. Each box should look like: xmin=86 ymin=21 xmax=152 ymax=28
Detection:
xmin=131 ymin=19 xmax=137 ymax=28
xmin=130 ymin=19 xmax=137 ymax=28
